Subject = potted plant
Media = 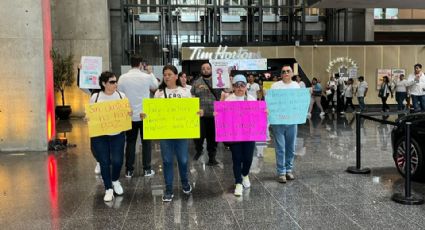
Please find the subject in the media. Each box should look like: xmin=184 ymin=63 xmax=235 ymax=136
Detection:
xmin=51 ymin=49 xmax=75 ymax=120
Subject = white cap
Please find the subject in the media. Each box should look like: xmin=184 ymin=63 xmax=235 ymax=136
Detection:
xmin=232 ymin=74 xmax=247 ymax=84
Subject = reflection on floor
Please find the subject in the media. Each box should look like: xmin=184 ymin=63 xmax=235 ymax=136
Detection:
xmin=1 ymin=112 xmax=425 ymax=229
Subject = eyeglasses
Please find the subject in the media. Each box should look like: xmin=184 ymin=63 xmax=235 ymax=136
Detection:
xmin=107 ymin=80 xmax=117 ymax=84
xmin=281 ymin=70 xmax=292 ymax=74
xmin=233 ymin=82 xmax=246 ymax=88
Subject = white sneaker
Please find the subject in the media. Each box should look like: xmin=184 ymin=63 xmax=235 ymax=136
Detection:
xmin=94 ymin=162 xmax=101 ymax=174
xmin=320 ymin=112 xmax=325 ymax=116
xmin=112 ymin=180 xmax=124 ymax=195
xmin=234 ymin=183 xmax=243 ymax=196
xmin=144 ymin=169 xmax=155 ymax=177
xmin=104 ymin=189 xmax=114 ymax=202
xmin=242 ymin=175 xmax=251 ymax=188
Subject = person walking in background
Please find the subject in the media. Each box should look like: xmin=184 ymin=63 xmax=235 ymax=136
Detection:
xmin=89 ymin=71 xmax=129 ymax=202
xmin=335 ymin=74 xmax=345 ymax=113
xmin=178 ymin=72 xmax=192 ymax=91
xmin=395 ymin=74 xmax=408 ymax=111
xmin=270 ymin=65 xmax=300 ymax=183
xmin=308 ymin=77 xmax=325 ymax=118
xmin=355 ymin=76 xmax=368 ymax=112
xmin=294 ymin=75 xmax=306 ymax=88
xmin=247 ymin=74 xmax=261 ymax=100
xmin=341 ymin=78 xmax=355 ymax=114
xmin=326 ymin=76 xmax=337 ymax=112
xmin=378 ymin=76 xmax=393 ymax=112
xmin=118 ymin=56 xmax=158 ymax=178
xmin=191 ymin=62 xmax=223 ymax=165
xmin=407 ymin=63 xmax=425 ymax=112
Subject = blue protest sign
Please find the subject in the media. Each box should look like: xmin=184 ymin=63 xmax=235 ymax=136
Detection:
xmin=265 ymin=88 xmax=310 ymax=125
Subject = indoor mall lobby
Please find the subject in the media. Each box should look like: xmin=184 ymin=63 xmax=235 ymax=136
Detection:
xmin=1 ymin=112 xmax=425 ymax=229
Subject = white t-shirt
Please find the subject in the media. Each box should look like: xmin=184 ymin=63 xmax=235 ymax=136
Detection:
xmin=395 ymin=79 xmax=408 ymax=93
xmin=247 ymin=82 xmax=260 ymax=100
xmin=117 ymin=68 xmax=158 ymax=121
xmin=154 ymin=86 xmax=192 ymax=98
xmin=357 ymin=81 xmax=368 ymax=97
xmin=298 ymin=81 xmax=306 ymax=88
xmin=89 ymin=91 xmax=127 ymax=136
xmin=225 ymin=93 xmax=256 ymax=101
xmin=271 ymin=80 xmax=300 ymax=89
xmin=344 ymin=85 xmax=353 ymax=98
xmin=185 ymin=85 xmax=192 ymax=91
xmin=407 ymin=72 xmax=425 ymax=96
xmin=89 ymin=91 xmax=126 ymax=103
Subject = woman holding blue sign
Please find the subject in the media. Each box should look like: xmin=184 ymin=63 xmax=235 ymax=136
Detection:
xmin=141 ymin=65 xmax=202 ymax=202
xmin=220 ymin=74 xmax=257 ymax=196
xmin=89 ymin=71 xmax=129 ymax=202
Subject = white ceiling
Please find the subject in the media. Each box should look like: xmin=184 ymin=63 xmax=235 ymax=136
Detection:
xmin=309 ymin=0 xmax=425 ymax=9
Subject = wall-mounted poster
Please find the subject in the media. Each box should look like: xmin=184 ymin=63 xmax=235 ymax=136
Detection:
xmin=391 ymin=68 xmax=406 ymax=81
xmin=348 ymin=67 xmax=358 ymax=79
xmin=376 ymin=69 xmax=392 ymax=89
xmin=79 ymin=56 xmax=102 ymax=89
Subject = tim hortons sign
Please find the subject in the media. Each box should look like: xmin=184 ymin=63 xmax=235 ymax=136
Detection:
xmin=189 ymin=45 xmax=262 ymax=60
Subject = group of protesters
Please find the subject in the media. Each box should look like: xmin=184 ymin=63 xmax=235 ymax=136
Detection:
xmin=87 ymin=56 xmax=302 ymax=202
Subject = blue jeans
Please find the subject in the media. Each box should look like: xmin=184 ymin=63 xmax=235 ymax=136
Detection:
xmin=357 ymin=97 xmax=365 ymax=111
xmin=395 ymin=92 xmax=407 ymax=110
xmin=92 ymin=133 xmax=125 ymax=189
xmin=160 ymin=139 xmax=189 ymax=193
xmin=229 ymin=142 xmax=255 ymax=184
xmin=411 ymin=95 xmax=425 ymax=112
xmin=271 ymin=124 xmax=297 ymax=175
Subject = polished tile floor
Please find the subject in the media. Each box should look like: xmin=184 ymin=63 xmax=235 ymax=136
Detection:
xmin=1 ymin=112 xmax=425 ymax=229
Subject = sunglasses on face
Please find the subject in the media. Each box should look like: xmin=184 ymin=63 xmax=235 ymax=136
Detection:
xmin=281 ymin=70 xmax=292 ymax=74
xmin=233 ymin=82 xmax=246 ymax=88
xmin=107 ymin=80 xmax=117 ymax=84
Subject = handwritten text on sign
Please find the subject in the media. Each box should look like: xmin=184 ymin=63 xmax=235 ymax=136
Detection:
xmin=265 ymin=88 xmax=310 ymax=125
xmin=86 ymin=98 xmax=132 ymax=137
xmin=214 ymin=101 xmax=267 ymax=142
xmin=143 ymin=98 xmax=200 ymax=139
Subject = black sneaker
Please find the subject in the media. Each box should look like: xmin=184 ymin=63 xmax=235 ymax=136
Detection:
xmin=125 ymin=170 xmax=133 ymax=178
xmin=182 ymin=184 xmax=192 ymax=194
xmin=207 ymin=159 xmax=219 ymax=166
xmin=193 ymin=152 xmax=202 ymax=161
xmin=162 ymin=192 xmax=174 ymax=202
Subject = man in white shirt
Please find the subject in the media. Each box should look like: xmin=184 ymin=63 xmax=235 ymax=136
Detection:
xmin=395 ymin=74 xmax=408 ymax=111
xmin=407 ymin=63 xmax=425 ymax=112
xmin=355 ymin=76 xmax=368 ymax=112
xmin=246 ymin=74 xmax=260 ymax=100
xmin=270 ymin=65 xmax=300 ymax=184
xmin=117 ymin=56 xmax=158 ymax=177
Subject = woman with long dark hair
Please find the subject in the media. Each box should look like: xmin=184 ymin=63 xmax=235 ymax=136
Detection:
xmin=378 ymin=76 xmax=393 ymax=112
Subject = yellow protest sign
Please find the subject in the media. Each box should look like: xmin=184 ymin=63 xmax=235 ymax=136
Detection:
xmin=143 ymin=98 xmax=200 ymax=139
xmin=85 ymin=98 xmax=132 ymax=137
xmin=262 ymin=81 xmax=274 ymax=92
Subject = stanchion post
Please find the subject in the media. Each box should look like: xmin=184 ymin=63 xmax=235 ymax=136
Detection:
xmin=347 ymin=112 xmax=371 ymax=174
xmin=391 ymin=122 xmax=424 ymax=205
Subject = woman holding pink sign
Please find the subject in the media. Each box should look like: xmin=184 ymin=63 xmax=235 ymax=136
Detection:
xmin=221 ymin=74 xmax=257 ymax=196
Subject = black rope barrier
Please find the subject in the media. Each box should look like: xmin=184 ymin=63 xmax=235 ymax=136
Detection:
xmin=391 ymin=122 xmax=424 ymax=205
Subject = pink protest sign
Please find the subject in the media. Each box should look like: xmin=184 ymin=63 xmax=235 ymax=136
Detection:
xmin=214 ymin=101 xmax=267 ymax=142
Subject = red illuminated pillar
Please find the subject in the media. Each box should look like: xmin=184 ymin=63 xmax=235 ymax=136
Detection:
xmin=42 ymin=0 xmax=55 ymax=141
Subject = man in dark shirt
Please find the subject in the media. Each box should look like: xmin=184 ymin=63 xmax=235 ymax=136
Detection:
xmin=191 ymin=62 xmax=223 ymax=165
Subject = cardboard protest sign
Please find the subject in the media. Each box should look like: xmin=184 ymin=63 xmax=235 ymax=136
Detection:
xmin=86 ymin=98 xmax=131 ymax=137
xmin=214 ymin=101 xmax=267 ymax=142
xmin=143 ymin=98 xmax=200 ymax=139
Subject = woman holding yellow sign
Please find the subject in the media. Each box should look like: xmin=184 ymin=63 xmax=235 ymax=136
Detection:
xmin=89 ymin=71 xmax=129 ymax=202
xmin=141 ymin=65 xmax=202 ymax=202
